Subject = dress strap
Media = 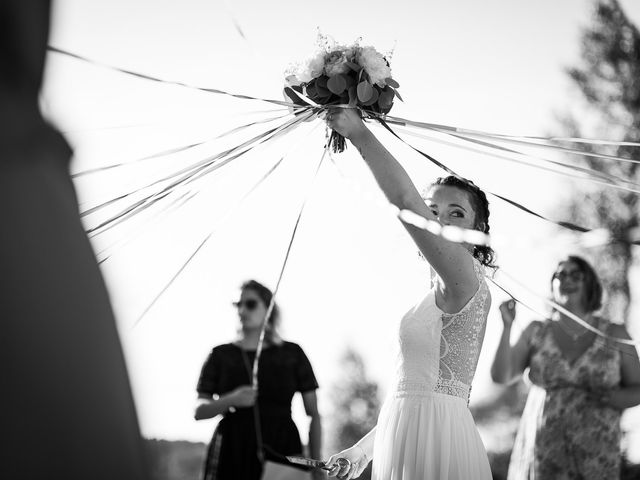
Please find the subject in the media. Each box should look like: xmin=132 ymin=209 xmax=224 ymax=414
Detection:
xmin=471 ymin=256 xmax=484 ymax=279
xmin=592 ymin=316 xmax=612 ymax=349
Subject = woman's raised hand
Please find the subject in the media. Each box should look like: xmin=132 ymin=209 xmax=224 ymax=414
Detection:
xmin=326 ymin=108 xmax=367 ymax=141
xmin=499 ymin=299 xmax=517 ymax=328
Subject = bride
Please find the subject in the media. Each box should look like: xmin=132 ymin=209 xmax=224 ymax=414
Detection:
xmin=324 ymin=108 xmax=494 ymax=480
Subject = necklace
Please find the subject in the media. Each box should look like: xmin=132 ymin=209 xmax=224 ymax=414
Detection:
xmin=555 ymin=316 xmax=593 ymax=342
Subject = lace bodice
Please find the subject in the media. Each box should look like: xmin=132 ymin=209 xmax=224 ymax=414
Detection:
xmin=394 ymin=258 xmax=490 ymax=404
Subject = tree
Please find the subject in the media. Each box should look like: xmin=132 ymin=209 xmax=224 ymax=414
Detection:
xmin=328 ymin=348 xmax=381 ymax=480
xmin=561 ymin=0 xmax=640 ymax=323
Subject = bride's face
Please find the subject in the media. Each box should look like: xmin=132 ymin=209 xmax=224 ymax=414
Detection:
xmin=424 ymin=185 xmax=477 ymax=231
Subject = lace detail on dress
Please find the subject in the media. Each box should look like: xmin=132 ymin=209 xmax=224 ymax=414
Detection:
xmin=395 ymin=380 xmax=441 ymax=398
xmin=435 ymin=378 xmax=471 ymax=400
xmin=393 ymin=258 xmax=491 ymax=405
xmin=434 ymin=259 xmax=491 ymax=404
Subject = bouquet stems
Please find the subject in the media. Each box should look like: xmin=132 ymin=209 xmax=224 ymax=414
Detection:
xmin=329 ymin=130 xmax=346 ymax=153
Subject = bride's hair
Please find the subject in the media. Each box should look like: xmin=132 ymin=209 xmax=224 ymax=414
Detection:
xmin=427 ymin=176 xmax=497 ymax=269
xmin=240 ymin=279 xmax=283 ymax=346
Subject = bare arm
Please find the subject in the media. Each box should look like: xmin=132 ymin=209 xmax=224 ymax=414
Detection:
xmin=601 ymin=325 xmax=640 ymax=409
xmin=194 ymin=386 xmax=256 ymax=420
xmin=302 ymin=391 xmax=323 ymax=460
xmin=328 ymin=110 xmax=478 ymax=305
xmin=194 ymin=394 xmax=232 ymax=420
xmin=326 ymin=427 xmax=376 ymax=479
xmin=353 ymin=427 xmax=376 ymax=459
xmin=490 ymin=301 xmax=536 ymax=384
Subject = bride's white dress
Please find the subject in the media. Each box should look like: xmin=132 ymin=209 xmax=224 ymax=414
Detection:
xmin=372 ymin=258 xmax=493 ymax=480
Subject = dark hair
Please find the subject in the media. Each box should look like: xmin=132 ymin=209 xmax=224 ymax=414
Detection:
xmin=426 ymin=176 xmax=496 ymax=269
xmin=240 ymin=279 xmax=282 ymax=345
xmin=551 ymin=256 xmax=602 ymax=312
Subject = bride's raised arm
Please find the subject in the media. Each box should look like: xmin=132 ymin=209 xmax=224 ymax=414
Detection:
xmin=328 ymin=108 xmax=479 ymax=307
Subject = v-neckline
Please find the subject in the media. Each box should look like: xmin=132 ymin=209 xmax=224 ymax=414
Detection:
xmin=547 ymin=318 xmax=601 ymax=367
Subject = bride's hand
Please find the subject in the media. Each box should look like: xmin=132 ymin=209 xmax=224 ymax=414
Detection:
xmin=326 ymin=108 xmax=367 ymax=140
xmin=325 ymin=445 xmax=369 ymax=479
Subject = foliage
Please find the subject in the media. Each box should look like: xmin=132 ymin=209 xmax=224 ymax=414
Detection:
xmin=328 ymin=347 xmax=381 ymax=480
xmin=560 ymin=0 xmax=640 ymax=323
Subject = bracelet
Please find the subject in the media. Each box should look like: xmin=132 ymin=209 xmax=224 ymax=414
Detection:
xmin=221 ymin=395 xmax=235 ymax=413
xmin=355 ymin=444 xmax=368 ymax=463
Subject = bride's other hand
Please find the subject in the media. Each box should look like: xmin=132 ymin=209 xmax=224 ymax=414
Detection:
xmin=326 ymin=108 xmax=367 ymax=140
xmin=325 ymin=445 xmax=369 ymax=479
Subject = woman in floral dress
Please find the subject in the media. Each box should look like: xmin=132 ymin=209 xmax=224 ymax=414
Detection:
xmin=491 ymin=255 xmax=640 ymax=479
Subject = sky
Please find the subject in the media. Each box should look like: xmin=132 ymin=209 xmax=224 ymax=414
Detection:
xmin=45 ymin=0 xmax=640 ymax=458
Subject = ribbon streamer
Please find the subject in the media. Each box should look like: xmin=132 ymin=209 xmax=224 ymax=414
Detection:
xmin=130 ymin=122 xmax=322 ymax=327
xmin=391 ymin=125 xmax=640 ymax=193
xmin=81 ymin=112 xmax=310 ymax=217
xmin=130 ymin=157 xmax=282 ymax=326
xmin=374 ymin=117 xmax=640 ymax=246
xmin=327 ymin=145 xmax=490 ymax=246
xmin=48 ymin=46 xmax=302 ymax=109
xmin=51 ymin=46 xmax=640 ymax=335
xmin=84 ymin=112 xmax=314 ymax=236
xmin=97 ymin=190 xmax=197 ymax=264
xmin=71 ymin=110 xmax=296 ymax=178
xmin=494 ymin=268 xmax=638 ymax=346
xmin=383 ymin=114 xmax=640 ymax=164
xmin=438 ymin=131 xmax=640 ymax=193
xmin=248 ymin=144 xmax=327 ymax=462
xmin=252 ymin=146 xmax=328 ymax=387
xmin=51 ymin=45 xmax=640 ymax=165
xmin=486 ymin=274 xmax=639 ymax=359
xmin=99 ymin=121 xmax=323 ymax=263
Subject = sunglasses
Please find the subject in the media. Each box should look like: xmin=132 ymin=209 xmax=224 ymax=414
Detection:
xmin=553 ymin=270 xmax=584 ymax=282
xmin=233 ymin=299 xmax=260 ymax=311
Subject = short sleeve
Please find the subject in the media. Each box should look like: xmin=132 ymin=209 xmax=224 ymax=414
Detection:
xmin=196 ymin=348 xmax=221 ymax=397
xmin=526 ymin=320 xmax=546 ymax=350
xmin=294 ymin=345 xmax=319 ymax=393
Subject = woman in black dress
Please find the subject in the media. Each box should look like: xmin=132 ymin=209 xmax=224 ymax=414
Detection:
xmin=195 ymin=280 xmax=323 ymax=480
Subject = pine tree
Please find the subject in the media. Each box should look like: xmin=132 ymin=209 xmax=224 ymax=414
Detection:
xmin=561 ymin=0 xmax=640 ymax=323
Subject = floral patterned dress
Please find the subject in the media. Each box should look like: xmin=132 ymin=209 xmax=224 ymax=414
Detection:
xmin=507 ymin=318 xmax=622 ymax=480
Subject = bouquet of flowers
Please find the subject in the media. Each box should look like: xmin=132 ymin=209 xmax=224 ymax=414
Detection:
xmin=283 ymin=36 xmax=401 ymax=152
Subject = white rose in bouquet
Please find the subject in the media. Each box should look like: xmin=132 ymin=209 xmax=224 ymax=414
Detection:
xmin=325 ymin=50 xmax=350 ymax=77
xmin=295 ymin=51 xmax=325 ymax=83
xmin=358 ymin=46 xmax=391 ymax=86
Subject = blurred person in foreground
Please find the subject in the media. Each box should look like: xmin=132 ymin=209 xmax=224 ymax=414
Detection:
xmin=1 ymin=2 xmax=149 ymax=478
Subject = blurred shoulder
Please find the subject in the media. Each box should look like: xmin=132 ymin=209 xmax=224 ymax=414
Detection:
xmin=522 ymin=319 xmax=546 ymax=341
xmin=606 ymin=321 xmax=631 ymax=338
xmin=528 ymin=319 xmax=546 ymax=329
xmin=210 ymin=343 xmax=237 ymax=356
xmin=280 ymin=341 xmax=303 ymax=351
xmin=279 ymin=341 xmax=313 ymax=357
xmin=606 ymin=322 xmax=634 ymax=346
